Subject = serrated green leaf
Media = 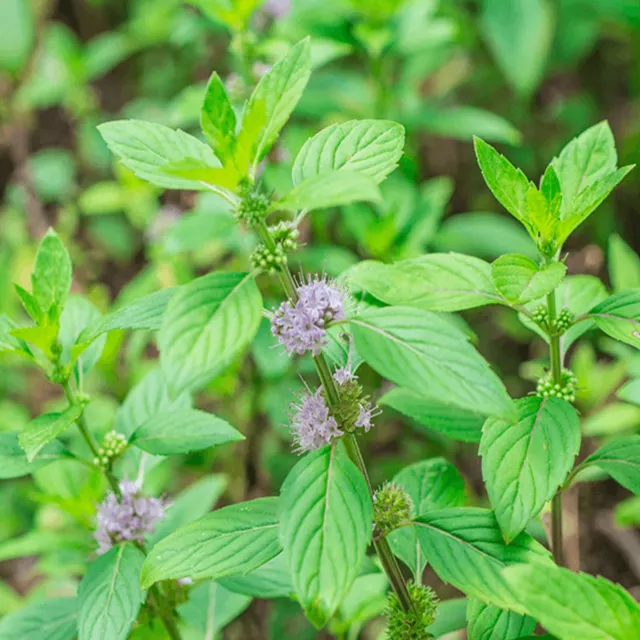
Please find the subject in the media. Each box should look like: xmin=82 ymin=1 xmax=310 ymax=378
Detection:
xmin=481 ymin=397 xmax=580 ymax=542
xmin=77 ymin=544 xmax=145 ymax=640
xmin=31 ymin=228 xmax=72 ymax=318
xmin=141 ymin=498 xmax=280 ymax=587
xmin=0 ymin=597 xmax=76 ymax=640
xmin=380 ymin=388 xmax=485 ymax=442
xmin=0 ymin=432 xmax=67 ymax=479
xmin=491 ymin=254 xmax=566 ymax=304
xmin=348 ymin=254 xmax=502 ymax=312
xmin=19 ymin=406 xmax=83 ymax=462
xmin=609 ymin=234 xmax=640 ymax=292
xmin=503 ymin=563 xmax=640 ymax=640
xmin=351 ymin=307 xmax=513 ymax=418
xmin=467 ymin=597 xmax=535 ymax=640
xmin=159 ymin=272 xmax=262 ymax=394
xmin=577 ymin=436 xmax=640 ymax=494
xmin=388 ymin=458 xmax=465 ymax=577
xmin=292 ymin=119 xmax=404 ymax=185
xmin=276 ymin=170 xmax=381 ymax=213
xmin=218 ymin=553 xmax=293 ymax=599
xmin=279 ymin=444 xmax=373 ymax=628
xmin=200 ymin=71 xmax=237 ymax=163
xmin=130 ymin=409 xmax=243 ymax=455
xmin=588 ymin=290 xmax=640 ymax=348
xmin=414 ymin=507 xmax=552 ymax=612
xmin=98 ymin=120 xmax=222 ymax=190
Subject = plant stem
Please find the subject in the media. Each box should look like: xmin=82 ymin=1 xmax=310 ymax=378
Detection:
xmin=148 ymin=584 xmax=183 ymax=640
xmin=255 ymin=219 xmax=414 ymax=612
xmin=546 ymin=291 xmax=565 ymax=567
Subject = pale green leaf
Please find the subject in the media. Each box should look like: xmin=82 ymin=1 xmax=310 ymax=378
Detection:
xmin=577 ymin=436 xmax=640 ymax=494
xmin=31 ymin=228 xmax=72 ymax=317
xmin=609 ymin=234 xmax=640 ymax=292
xmin=491 ymin=254 xmax=566 ymax=304
xmin=0 ymin=315 xmax=32 ymax=357
xmin=335 ymin=572 xmax=388 ymax=632
xmin=279 ymin=444 xmax=373 ymax=628
xmin=427 ymin=598 xmax=468 ymax=637
xmin=0 ymin=598 xmax=76 ymax=640
xmin=0 ymin=0 xmax=34 ymax=74
xmin=467 ymin=597 xmax=535 ymax=640
xmin=19 ymin=406 xmax=83 ymax=462
xmin=0 ymin=432 xmax=67 ymax=479
xmin=588 ymin=290 xmax=640 ymax=348
xmin=141 ymin=498 xmax=280 ymax=587
xmin=292 ymin=119 xmax=405 ymax=185
xmin=200 ymin=71 xmax=236 ymax=163
xmin=159 ymin=272 xmax=262 ymax=394
xmin=218 ymin=553 xmax=293 ymax=599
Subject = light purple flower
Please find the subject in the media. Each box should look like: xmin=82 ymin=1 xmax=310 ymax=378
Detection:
xmin=263 ymin=0 xmax=291 ymax=18
xmin=291 ymin=387 xmax=343 ymax=453
xmin=333 ymin=367 xmax=354 ymax=385
xmin=355 ymin=402 xmax=376 ymax=432
xmin=94 ymin=481 xmax=167 ymax=554
xmin=271 ymin=275 xmax=346 ymax=356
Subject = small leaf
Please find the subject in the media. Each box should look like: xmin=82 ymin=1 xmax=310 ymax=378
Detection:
xmin=491 ymin=254 xmax=566 ymax=304
xmin=414 ymin=507 xmax=552 ymax=612
xmin=0 ymin=315 xmax=32 ymax=358
xmin=292 ymin=119 xmax=405 ymax=185
xmin=159 ymin=272 xmax=262 ymax=394
xmin=141 ymin=498 xmax=281 ymax=587
xmin=467 ymin=597 xmax=535 ymax=640
xmin=130 ymin=409 xmax=243 ymax=455
xmin=588 ymin=290 xmax=640 ymax=348
xmin=276 ymin=170 xmax=381 ymax=213
xmin=609 ymin=234 xmax=640 ymax=292
xmin=279 ymin=444 xmax=373 ymax=628
xmin=31 ymin=228 xmax=72 ymax=318
xmin=481 ymin=397 xmax=580 ymax=542
xmin=98 ymin=120 xmax=222 ymax=190
xmin=0 ymin=597 xmax=76 ymax=640
xmin=200 ymin=71 xmax=237 ymax=163
xmin=351 ymin=307 xmax=513 ymax=418
xmin=19 ymin=406 xmax=83 ymax=462
xmin=504 ymin=563 xmax=640 ymax=640
xmin=577 ymin=436 xmax=640 ymax=494
xmin=77 ymin=544 xmax=145 ymax=640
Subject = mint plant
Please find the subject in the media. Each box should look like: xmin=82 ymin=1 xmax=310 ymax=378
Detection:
xmin=2 ymin=32 xmax=640 ymax=640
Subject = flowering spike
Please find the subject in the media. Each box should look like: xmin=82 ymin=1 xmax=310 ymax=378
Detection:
xmin=385 ymin=582 xmax=438 ymax=639
xmin=290 ymin=387 xmax=343 ymax=453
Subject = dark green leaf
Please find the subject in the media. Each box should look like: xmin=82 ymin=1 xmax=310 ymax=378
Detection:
xmin=467 ymin=597 xmax=535 ymax=640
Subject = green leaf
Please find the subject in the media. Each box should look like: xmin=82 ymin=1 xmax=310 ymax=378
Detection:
xmin=0 ymin=315 xmax=32 ymax=358
xmin=473 ymin=138 xmax=534 ymax=233
xmin=389 ymin=458 xmax=465 ymax=577
xmin=239 ymin=39 xmax=311 ymax=172
xmin=187 ymin=0 xmax=261 ymax=31
xmin=141 ymin=498 xmax=280 ymax=587
xmin=292 ymin=119 xmax=405 ymax=185
xmin=31 ymin=228 xmax=72 ymax=318
xmin=0 ymin=0 xmax=34 ymax=74
xmin=467 ymin=597 xmax=535 ymax=640
xmin=218 ymin=553 xmax=293 ymax=599
xmin=427 ymin=598 xmax=468 ymax=637
xmin=414 ymin=507 xmax=552 ymax=612
xmin=334 ymin=572 xmax=388 ymax=633
xmin=0 ymin=432 xmax=67 ymax=479
xmin=491 ymin=254 xmax=566 ymax=304
xmin=14 ymin=285 xmax=42 ymax=324
xmin=348 ymin=254 xmax=502 ymax=312
xmin=159 ymin=272 xmax=262 ymax=394
xmin=481 ymin=397 xmax=580 ymax=542
xmin=609 ymin=234 xmax=640 ymax=292
xmin=480 ymin=0 xmax=554 ymax=97
xmin=19 ymin=406 xmax=83 ymax=462
xmin=588 ymin=290 xmax=640 ymax=348
xmin=503 ymin=563 xmax=640 ymax=640
xmin=79 ymin=288 xmax=178 ymax=345
xmin=279 ymin=444 xmax=373 ymax=628
xmin=77 ymin=544 xmax=145 ymax=640
xmin=130 ymin=409 xmax=243 ymax=455
xmin=577 ymin=436 xmax=640 ymax=494
xmin=98 ymin=120 xmax=222 ymax=190
xmin=350 ymin=307 xmax=513 ymax=418
xmin=380 ymin=388 xmax=485 ymax=442
xmin=146 ymin=474 xmax=227 ymax=548
xmin=0 ymin=597 xmax=76 ymax=640
xmin=200 ymin=71 xmax=237 ymax=163
xmin=276 ymin=170 xmax=381 ymax=213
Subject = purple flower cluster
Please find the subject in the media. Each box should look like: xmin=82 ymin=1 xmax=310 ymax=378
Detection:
xmin=291 ymin=388 xmax=343 ymax=453
xmin=271 ymin=275 xmax=346 ymax=356
xmin=94 ymin=481 xmax=167 ymax=554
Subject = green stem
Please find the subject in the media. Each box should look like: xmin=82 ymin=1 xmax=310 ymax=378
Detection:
xmin=546 ymin=291 xmax=565 ymax=567
xmin=148 ymin=584 xmax=183 ymax=640
xmin=255 ymin=219 xmax=414 ymax=613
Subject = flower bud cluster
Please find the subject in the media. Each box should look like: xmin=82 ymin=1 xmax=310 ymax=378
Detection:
xmin=385 ymin=582 xmax=438 ymax=639
xmin=93 ymin=430 xmax=127 ymax=469
xmin=235 ymin=182 xmax=270 ymax=227
xmin=373 ymin=482 xmax=413 ymax=538
xmin=251 ymin=222 xmax=299 ymax=274
xmin=555 ymin=307 xmax=574 ymax=333
xmin=536 ymin=368 xmax=578 ymax=403
xmin=531 ymin=305 xmax=574 ymax=335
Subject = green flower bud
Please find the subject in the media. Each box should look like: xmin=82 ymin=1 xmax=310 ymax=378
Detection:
xmin=373 ymin=482 xmax=414 ymax=538
xmin=386 ymin=582 xmax=438 ymax=639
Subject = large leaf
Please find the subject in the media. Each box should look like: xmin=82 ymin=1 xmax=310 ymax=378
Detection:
xmin=348 ymin=254 xmax=502 ymax=312
xmin=504 ymin=563 xmax=640 ymax=640
xmin=0 ymin=432 xmax=67 ymax=479
xmin=292 ymin=119 xmax=404 ymax=185
xmin=414 ymin=508 xmax=552 ymax=612
xmin=491 ymin=254 xmax=566 ymax=304
xmin=218 ymin=553 xmax=293 ymax=599
xmin=279 ymin=444 xmax=373 ymax=628
xmin=0 ymin=598 xmax=76 ymax=640
xmin=98 ymin=120 xmax=222 ymax=190
xmin=130 ymin=409 xmax=243 ymax=455
xmin=480 ymin=397 xmax=581 ymax=542
xmin=19 ymin=405 xmax=83 ymax=462
xmin=158 ymin=272 xmax=262 ymax=394
xmin=587 ymin=290 xmax=640 ymax=348
xmin=200 ymin=71 xmax=236 ymax=164
xmin=350 ymin=307 xmax=513 ymax=418
xmin=77 ymin=544 xmax=145 ymax=640
xmin=389 ymin=458 xmax=466 ymax=577
xmin=467 ymin=597 xmax=535 ymax=640
xmin=141 ymin=498 xmax=281 ymax=587
xmin=577 ymin=436 xmax=640 ymax=494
